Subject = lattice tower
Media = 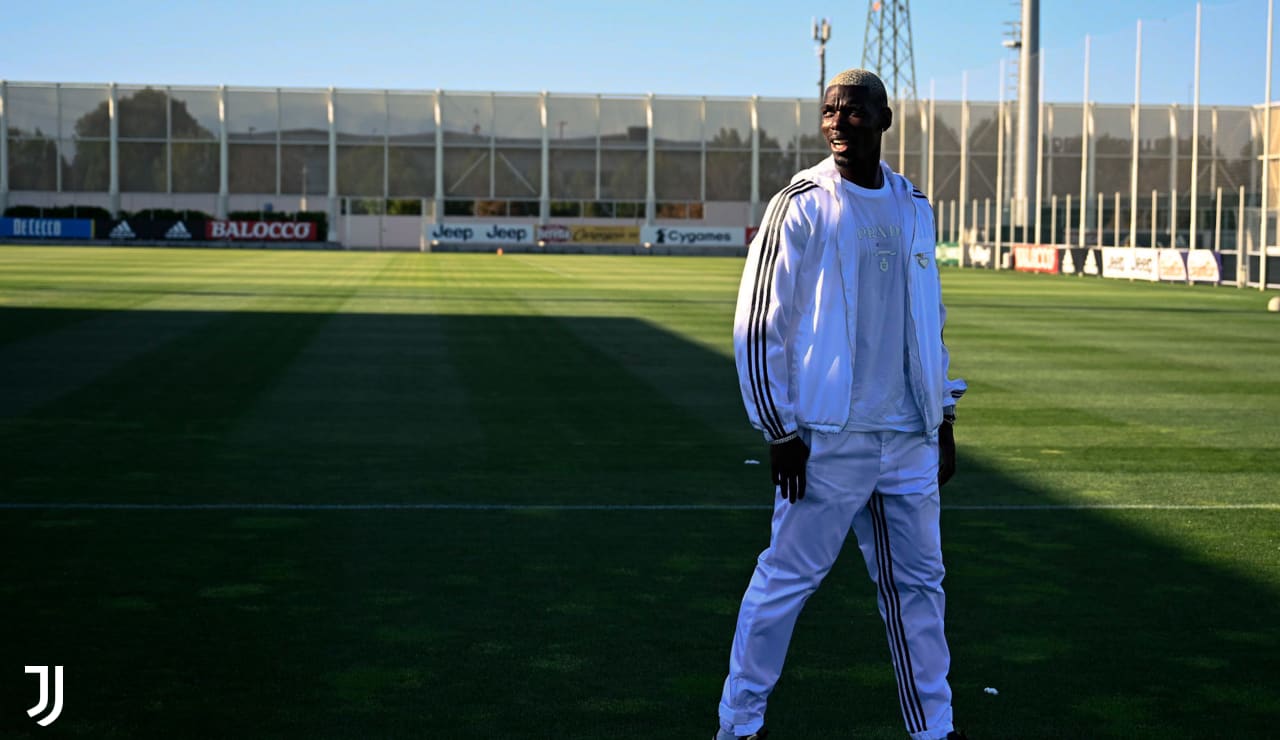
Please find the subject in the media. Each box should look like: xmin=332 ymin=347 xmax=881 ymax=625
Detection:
xmin=861 ymin=0 xmax=918 ymax=103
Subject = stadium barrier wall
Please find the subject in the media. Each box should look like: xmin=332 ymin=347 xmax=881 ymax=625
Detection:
xmin=343 ymin=215 xmax=426 ymax=250
xmin=0 ymin=215 xmax=333 ymax=249
xmin=965 ymin=242 xmax=1271 ymax=286
xmin=420 ymin=222 xmax=752 ymax=252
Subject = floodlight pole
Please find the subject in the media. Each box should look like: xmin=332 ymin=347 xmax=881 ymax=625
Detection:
xmin=1014 ymin=0 xmax=1039 ymax=236
xmin=0 ymin=80 xmax=8 ymax=214
xmin=814 ymin=18 xmax=832 ymax=101
xmin=996 ymin=58 xmax=1006 ymax=266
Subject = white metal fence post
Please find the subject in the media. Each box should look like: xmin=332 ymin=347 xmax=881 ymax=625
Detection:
xmin=1066 ymin=193 xmax=1073 ymax=244
xmin=1 ymin=80 xmax=9 ymax=214
xmin=996 ymin=62 xmax=1006 ymax=267
xmin=1238 ymin=184 xmax=1247 ymax=285
xmin=1214 ymin=186 xmax=1223 ymax=253
xmin=1190 ymin=3 xmax=1203 ymax=250
xmin=1078 ymin=36 xmax=1091 ymax=250
xmin=1114 ymin=191 xmax=1121 ymax=246
xmin=959 ymin=73 xmax=970 ymax=264
xmin=1035 ymin=51 xmax=1045 ymax=245
xmin=1051 ymin=193 xmax=1058 ymax=245
xmin=1151 ymin=189 xmax=1158 ymax=247
xmin=1261 ymin=0 xmax=1274 ymax=289
xmin=1130 ymin=21 xmax=1142 ymax=246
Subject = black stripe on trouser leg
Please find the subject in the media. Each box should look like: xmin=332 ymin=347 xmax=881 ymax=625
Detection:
xmin=869 ymin=494 xmax=923 ymax=734
xmin=747 ymin=182 xmax=817 ymax=440
xmin=871 ymin=493 xmax=928 ymax=733
xmin=865 ymin=491 xmax=916 ymax=727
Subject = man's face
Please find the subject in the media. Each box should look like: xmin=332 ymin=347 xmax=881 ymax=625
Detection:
xmin=820 ymin=84 xmax=892 ymax=171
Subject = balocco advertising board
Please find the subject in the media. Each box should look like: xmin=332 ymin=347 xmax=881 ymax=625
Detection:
xmin=429 ymin=223 xmax=534 ymax=245
xmin=640 ymin=226 xmax=745 ymax=247
xmin=206 ymin=220 xmax=318 ymax=241
xmin=1013 ymin=244 xmax=1060 ymax=274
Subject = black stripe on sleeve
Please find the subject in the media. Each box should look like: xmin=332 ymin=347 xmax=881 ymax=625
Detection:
xmin=747 ymin=181 xmax=817 ymax=440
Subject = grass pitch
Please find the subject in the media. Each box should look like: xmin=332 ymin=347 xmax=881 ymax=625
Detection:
xmin=0 ymin=246 xmax=1277 ymax=739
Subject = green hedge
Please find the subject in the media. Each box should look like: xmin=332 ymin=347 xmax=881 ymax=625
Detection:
xmin=228 ymin=210 xmax=327 ymax=233
xmin=130 ymin=208 xmax=215 ymax=222
xmin=4 ymin=205 xmax=114 ymax=221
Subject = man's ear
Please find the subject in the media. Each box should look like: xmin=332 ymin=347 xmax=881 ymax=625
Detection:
xmin=881 ymin=107 xmax=894 ymax=132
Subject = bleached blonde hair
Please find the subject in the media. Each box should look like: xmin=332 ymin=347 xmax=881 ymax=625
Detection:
xmin=826 ymin=69 xmax=888 ymax=104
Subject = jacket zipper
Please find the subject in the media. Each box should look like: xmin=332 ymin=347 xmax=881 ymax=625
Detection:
xmin=903 ymin=194 xmax=934 ymax=438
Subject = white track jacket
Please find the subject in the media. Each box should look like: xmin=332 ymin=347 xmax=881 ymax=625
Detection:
xmin=733 ymin=157 xmax=966 ymax=442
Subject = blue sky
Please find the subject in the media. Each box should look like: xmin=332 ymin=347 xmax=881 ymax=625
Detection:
xmin=2 ymin=0 xmax=1273 ymax=105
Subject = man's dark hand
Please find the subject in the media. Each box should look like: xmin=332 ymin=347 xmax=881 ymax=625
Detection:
xmin=938 ymin=421 xmax=957 ymax=487
xmin=770 ymin=436 xmax=810 ymax=504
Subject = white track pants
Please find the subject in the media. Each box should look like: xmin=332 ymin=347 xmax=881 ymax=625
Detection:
xmin=718 ymin=429 xmax=954 ymax=740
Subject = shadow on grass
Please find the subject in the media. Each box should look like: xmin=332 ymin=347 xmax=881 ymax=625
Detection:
xmin=0 ymin=306 xmax=760 ymax=505
xmin=0 ymin=306 xmax=1276 ymax=739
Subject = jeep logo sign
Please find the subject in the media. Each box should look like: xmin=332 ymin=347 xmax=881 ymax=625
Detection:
xmin=428 ymin=223 xmax=534 ymax=245
xmin=968 ymin=244 xmax=993 ymax=268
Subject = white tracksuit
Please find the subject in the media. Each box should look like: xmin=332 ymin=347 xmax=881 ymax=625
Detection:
xmin=719 ymin=157 xmax=966 ymax=740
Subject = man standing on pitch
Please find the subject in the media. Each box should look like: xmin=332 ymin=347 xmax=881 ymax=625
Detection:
xmin=715 ymin=69 xmax=968 ymax=740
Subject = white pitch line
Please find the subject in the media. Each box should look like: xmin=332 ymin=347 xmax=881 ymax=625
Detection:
xmin=510 ymin=256 xmax=575 ymax=278
xmin=0 ymin=502 xmax=1277 ymax=512
xmin=944 ymin=503 xmax=1280 ymax=511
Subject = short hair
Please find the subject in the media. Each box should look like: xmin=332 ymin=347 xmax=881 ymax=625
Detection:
xmin=825 ymin=68 xmax=888 ymax=105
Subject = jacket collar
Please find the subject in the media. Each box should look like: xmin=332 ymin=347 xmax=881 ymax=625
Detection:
xmin=792 ymin=156 xmax=901 ymax=197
